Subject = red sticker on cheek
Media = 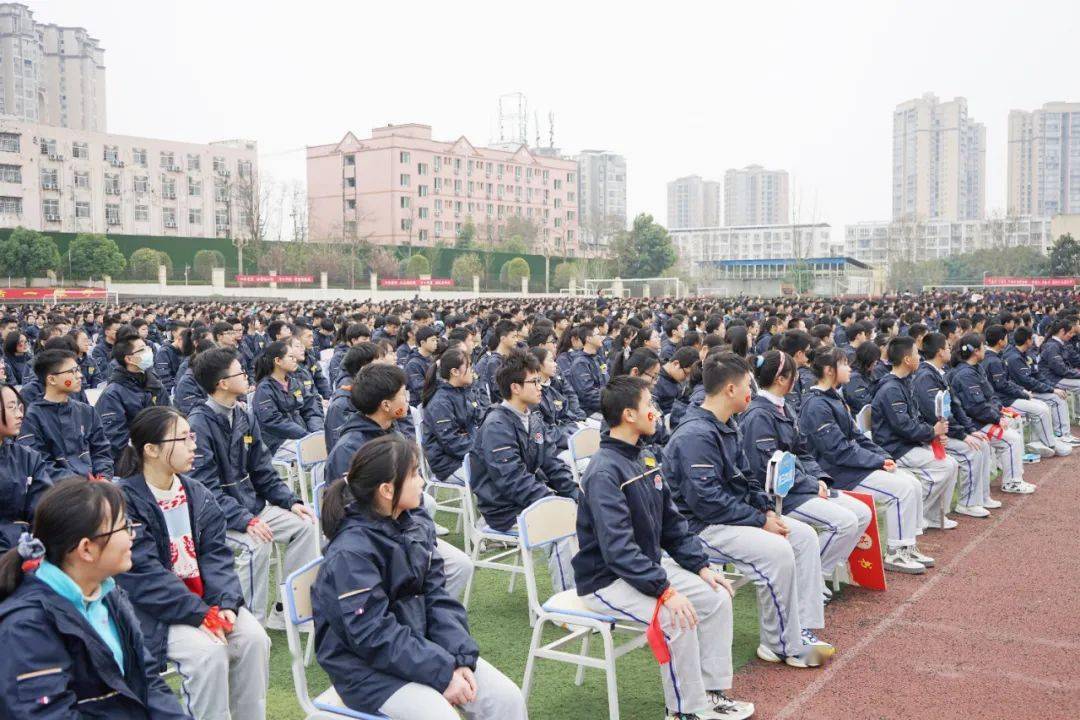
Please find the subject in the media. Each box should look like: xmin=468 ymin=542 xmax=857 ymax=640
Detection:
xmin=744 ymin=394 xmax=752 ymax=404
xmin=64 ymin=380 xmax=72 ymax=388
xmin=647 ymin=412 xmax=656 ymax=423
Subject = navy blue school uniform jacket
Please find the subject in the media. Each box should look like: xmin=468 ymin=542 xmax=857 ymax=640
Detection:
xmin=797 ymin=386 xmax=889 ymax=490
xmin=19 ymin=398 xmax=113 ymax=479
xmin=870 ymin=373 xmax=936 ymax=459
xmin=473 ymin=350 xmax=506 ymax=406
xmin=325 ymin=415 xmax=402 ymax=482
xmin=97 ymin=369 xmax=172 ymax=461
xmin=652 ymin=368 xmax=682 ymax=416
xmin=0 ymin=439 xmax=52 ymax=550
xmin=393 ymin=343 xmax=415 ymax=371
xmin=313 ymin=507 xmax=478 ymax=715
xmin=17 ymin=375 xmax=88 ymax=406
xmin=754 ymin=332 xmax=773 ymax=355
xmin=153 ymin=343 xmax=184 ymax=395
xmin=1003 ymin=345 xmax=1056 ymax=394
xmin=738 ymin=394 xmax=825 ymax=513
xmin=1037 ymin=337 xmax=1080 ymax=385
xmin=662 ymin=404 xmax=770 ymax=532
xmin=187 ymin=401 xmax=301 ymax=533
xmin=569 ymin=351 xmax=609 ymax=416
xmin=239 ymin=333 xmax=266 ymax=377
xmin=949 ymin=363 xmax=1003 ymax=427
xmin=117 ymin=473 xmax=244 ymax=672
xmin=89 ymin=339 xmax=113 ymax=377
xmin=4 ymin=352 xmax=32 ymax=385
xmin=660 ymin=336 xmax=677 ymax=362
xmin=470 ymin=403 xmax=579 ymax=533
xmin=324 ymin=375 xmax=356 ymax=450
xmin=843 ymin=368 xmax=875 ymax=414
xmin=422 ymin=380 xmax=482 ymax=481
xmin=572 ymin=435 xmax=709 ymax=598
xmin=783 ymin=365 xmax=817 ymax=417
xmin=871 ymin=359 xmax=891 ymax=384
xmin=327 ymin=343 xmax=351 ymax=386
xmin=78 ymin=352 xmax=103 ymax=389
xmin=535 ymin=379 xmax=582 ymax=450
xmin=172 ymin=368 xmax=207 ymax=416
xmin=981 ymin=349 xmax=1028 ymax=406
xmin=912 ymin=362 xmax=978 ymax=441
xmin=253 ymin=375 xmax=323 ymax=455
xmin=0 ymin=575 xmax=190 ymax=720
xmin=403 ymin=351 xmax=433 ymax=407
xmin=304 ymin=347 xmax=331 ymax=399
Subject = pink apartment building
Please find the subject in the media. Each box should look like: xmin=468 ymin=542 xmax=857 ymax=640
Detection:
xmin=306 ymin=123 xmax=581 ymax=255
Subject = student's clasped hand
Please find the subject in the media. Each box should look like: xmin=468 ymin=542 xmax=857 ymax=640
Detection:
xmin=444 ymin=666 xmax=477 ymax=706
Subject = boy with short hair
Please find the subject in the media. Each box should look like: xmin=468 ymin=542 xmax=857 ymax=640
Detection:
xmin=575 ymin=376 xmax=754 ymax=720
xmin=1005 ymin=326 xmax=1079 ymax=445
xmin=97 ymin=330 xmax=172 ymax=460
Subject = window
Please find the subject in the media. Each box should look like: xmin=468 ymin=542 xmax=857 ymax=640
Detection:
xmin=104 ymin=173 xmax=120 ymax=195
xmin=161 ymin=176 xmax=176 ymax=199
xmin=214 ymin=179 xmax=229 ymax=202
xmin=134 ymin=205 xmax=149 ymax=222
xmin=344 ymin=154 xmax=355 ymax=166
xmin=343 ymin=220 xmax=357 ymax=237
xmin=399 ymin=151 xmax=410 ymax=164
xmin=418 ymin=229 xmax=428 ymax=243
xmin=399 ymin=174 xmax=410 ymax=187
xmin=212 ymin=156 xmax=227 ymax=174
xmin=42 ymin=199 xmax=59 ymax=219
xmin=567 ymin=172 xmax=575 ymax=182
xmin=344 ymin=176 xmax=355 ymax=188
xmin=400 ymin=197 xmax=411 ymax=209
xmin=75 ymin=201 xmax=90 ymax=219
xmin=0 ymin=133 xmax=20 ymax=153
xmin=215 ymin=208 xmax=230 ymax=228
xmin=400 ymin=218 xmax=412 ymax=231
xmin=163 ymin=207 xmax=177 ymax=228
xmin=554 ymin=178 xmax=562 ymax=190
xmin=417 ymin=163 xmax=428 ymax=176
xmin=435 ymin=221 xmax=443 ymax=235
xmin=39 ymin=138 xmax=56 ymax=156
xmin=0 ymin=164 xmax=20 ymax=183
xmin=133 ymin=175 xmax=148 ymax=193
xmin=72 ymin=142 xmax=88 ymax=159
xmin=160 ymin=151 xmax=176 ymax=170
xmin=40 ymin=168 xmax=58 ymax=189
xmin=418 ymin=207 xmax=429 ymax=219
xmin=237 ymin=160 xmax=251 ymax=179
xmin=434 ymin=177 xmax=442 ymax=192
xmin=434 ymin=199 xmax=443 ymax=212
xmin=188 ymin=177 xmax=202 ymax=196
xmin=346 ymin=199 xmax=356 ymax=210
xmin=105 ymin=203 xmax=121 ymax=225
xmin=433 ymin=156 xmax=441 ymax=172
xmin=188 ymin=207 xmax=202 ymax=224
xmin=187 ymin=154 xmax=201 ymax=171
xmin=418 ymin=185 xmax=428 ymax=197
xmin=132 ymin=148 xmax=147 ymax=167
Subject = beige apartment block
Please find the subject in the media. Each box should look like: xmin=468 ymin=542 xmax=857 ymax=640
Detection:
xmin=0 ymin=3 xmax=105 ymax=131
xmin=667 ymin=175 xmax=721 ymax=230
xmin=724 ymin=166 xmax=788 ymax=226
xmin=1008 ymin=102 xmax=1080 ymax=218
xmin=893 ymin=93 xmax=985 ymax=222
xmin=0 ymin=117 xmax=257 ymax=238
xmin=307 ymin=123 xmax=582 ymax=255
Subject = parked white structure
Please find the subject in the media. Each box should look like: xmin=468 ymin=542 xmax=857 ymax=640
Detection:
xmin=0 ymin=3 xmax=106 ymax=131
xmin=671 ymin=223 xmax=838 ymax=272
xmin=845 ymin=217 xmax=1052 ymax=267
xmin=723 ymin=165 xmax=789 ymax=226
xmin=893 ymin=93 xmax=986 ymax=222
xmin=1008 ymin=102 xmax=1080 ymax=218
xmin=667 ymin=175 xmax=721 ymax=230
xmin=0 ymin=117 xmax=257 ymax=238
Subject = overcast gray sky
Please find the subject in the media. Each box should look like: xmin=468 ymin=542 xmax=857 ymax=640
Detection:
xmin=32 ymin=0 xmax=1080 ymax=235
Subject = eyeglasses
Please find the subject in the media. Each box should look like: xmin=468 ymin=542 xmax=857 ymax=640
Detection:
xmin=223 ymin=371 xmax=247 ymax=380
xmin=161 ymin=432 xmax=197 ymax=446
xmin=521 ymin=378 xmax=543 ymax=387
xmin=90 ymin=519 xmax=139 ymax=542
xmin=49 ymin=367 xmax=80 ymax=377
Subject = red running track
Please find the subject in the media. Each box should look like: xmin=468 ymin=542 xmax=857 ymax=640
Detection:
xmin=733 ymin=453 xmax=1080 ymax=720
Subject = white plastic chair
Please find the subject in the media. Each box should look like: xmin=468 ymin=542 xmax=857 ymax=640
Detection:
xmin=411 ymin=405 xmax=468 ymax=539
xmin=85 ymin=386 xmax=103 ymax=407
xmin=517 ymin=496 xmax=646 ymax=720
xmin=568 ymin=426 xmax=601 ymax=485
xmin=459 ymin=453 xmax=525 ymax=610
xmin=281 ymin=558 xmax=388 ymax=720
xmin=855 ymin=405 xmax=872 ymax=438
xmin=294 ymin=432 xmax=328 ymax=507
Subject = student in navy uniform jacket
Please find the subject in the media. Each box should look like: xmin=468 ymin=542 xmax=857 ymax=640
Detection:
xmin=0 ymin=383 xmax=52 ymax=551
xmin=798 ymin=347 xmax=932 ymax=574
xmin=296 ymin=323 xmax=332 ymax=399
xmin=0 ymin=478 xmax=190 ymax=720
xmin=71 ymin=328 xmax=104 ymax=389
xmin=324 ymin=342 xmax=382 ymax=450
xmin=573 ymin=375 xmax=754 ymax=720
xmin=238 ymin=315 xmax=267 ymax=378
xmin=313 ymin=436 xmax=526 ymax=720
xmin=870 ymin=336 xmax=958 ymax=532
xmin=187 ymin=347 xmax=319 ymax=625
xmin=471 ymin=351 xmax=579 ymax=591
xmin=664 ymin=352 xmax=828 ymax=667
xmin=950 ymin=334 xmax=1034 ymax=495
xmin=421 ymin=347 xmax=482 ymax=483
xmin=777 ymin=330 xmax=816 ymax=417
xmin=1006 ymin=326 xmax=1077 ymax=443
xmin=569 ymin=322 xmax=609 ymax=416
xmin=741 ymin=351 xmax=871 ymax=598
xmin=911 ymin=333 xmax=995 ymax=518
xmin=531 ymin=346 xmax=586 ymax=455
xmin=844 ymin=341 xmax=879 ymax=414
xmin=18 ymin=335 xmax=89 ymax=406
xmin=1036 ymin=319 xmax=1080 ymax=390
xmin=252 ymin=340 xmax=323 ymax=457
xmin=404 ymin=326 xmax=439 ymax=407
xmin=653 ymin=346 xmax=697 ymax=416
xmin=472 ymin=319 xmax=521 ymax=408
xmin=97 ymin=332 xmax=172 ymax=461
xmin=2 ymin=330 xmax=32 ymax=385
xmin=19 ymin=349 xmax=114 ymax=480
xmin=89 ymin=316 xmax=121 ymax=378
xmin=116 ymin=407 xmax=270 ymax=720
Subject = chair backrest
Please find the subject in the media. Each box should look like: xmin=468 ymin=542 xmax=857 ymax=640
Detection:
xmin=281 ymin=557 xmax=323 ymax=714
xmin=855 ymin=405 xmax=872 ymax=435
xmin=517 ymin=497 xmax=578 ymax=616
xmin=312 ymin=480 xmax=327 ymax=519
xmin=296 ymin=432 xmax=328 ymax=466
xmin=409 ymin=405 xmax=424 ymax=445
xmin=569 ymin=426 xmax=601 ymax=464
xmin=85 ymin=387 xmax=103 ymax=407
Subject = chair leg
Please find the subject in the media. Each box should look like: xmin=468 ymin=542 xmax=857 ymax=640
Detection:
xmin=520 ymin=617 xmax=547 ymax=706
xmin=575 ymin=631 xmax=591 ymax=686
xmin=601 ymin=627 xmax=620 ymax=720
xmin=507 ymin=550 xmax=521 ymax=594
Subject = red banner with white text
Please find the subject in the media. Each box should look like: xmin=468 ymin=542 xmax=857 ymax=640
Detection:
xmin=983 ymin=276 xmax=1078 ymax=287
xmin=842 ymin=490 xmax=887 ymax=591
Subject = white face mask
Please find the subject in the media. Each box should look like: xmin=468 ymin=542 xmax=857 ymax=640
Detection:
xmin=135 ymin=348 xmax=154 ymax=371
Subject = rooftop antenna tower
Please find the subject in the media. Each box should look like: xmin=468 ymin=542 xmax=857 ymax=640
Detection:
xmin=548 ymin=111 xmax=555 ymax=148
xmin=534 ymin=111 xmax=541 ymax=148
xmin=498 ymin=92 xmax=528 ymax=146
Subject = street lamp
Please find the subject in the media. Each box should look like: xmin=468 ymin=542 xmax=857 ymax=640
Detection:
xmin=184 ymin=264 xmax=190 ymax=286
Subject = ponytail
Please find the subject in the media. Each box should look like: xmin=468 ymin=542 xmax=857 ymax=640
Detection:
xmin=319 ymin=477 xmax=351 ymax=540
xmin=421 ymin=347 xmax=469 ymax=408
xmin=253 ymin=340 xmax=288 ymax=383
xmin=753 ymin=350 xmax=796 ymax=389
xmin=115 ymin=406 xmax=187 ymax=478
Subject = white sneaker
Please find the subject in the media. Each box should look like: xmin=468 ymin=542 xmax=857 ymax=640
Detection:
xmin=1061 ymin=434 xmax=1080 ymax=445
xmin=705 ymin=690 xmax=756 ymax=719
xmin=1054 ymin=442 xmax=1073 ymax=457
xmin=984 ymin=497 xmax=1003 ymax=509
xmin=907 ymin=545 xmax=936 ymax=567
xmin=884 ymin=547 xmax=926 ymax=574
xmin=1002 ymin=479 xmax=1037 ymax=494
xmin=801 ymin=629 xmax=837 ymax=659
xmin=925 ymin=516 xmax=958 ymax=530
xmin=1027 ymin=441 xmax=1055 ymax=458
xmin=955 ymin=504 xmax=990 ymax=518
xmin=434 ymin=522 xmax=450 ymax=536
xmin=755 ymin=644 xmax=822 ymax=668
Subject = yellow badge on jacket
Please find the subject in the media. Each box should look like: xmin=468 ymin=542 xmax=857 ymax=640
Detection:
xmin=243 ymin=435 xmax=253 ymax=445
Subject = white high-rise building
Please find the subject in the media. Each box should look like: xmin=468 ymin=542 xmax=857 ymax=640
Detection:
xmin=892 ymin=93 xmax=985 ymax=222
xmin=1008 ymin=102 xmax=1080 ymax=218
xmin=723 ymin=165 xmax=789 ymax=226
xmin=666 ymin=175 xmax=721 ymax=229
xmin=0 ymin=3 xmax=106 ymax=132
xmin=575 ymin=149 xmax=625 ymax=248
xmin=845 ymin=217 xmax=1051 ymax=268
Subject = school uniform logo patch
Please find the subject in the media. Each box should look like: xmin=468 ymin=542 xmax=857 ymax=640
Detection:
xmin=533 ymin=431 xmax=544 ymax=444
xmin=644 ymin=455 xmax=656 ymax=468
xmin=243 ymin=435 xmax=253 ymax=445
xmin=653 ymin=473 xmax=663 ymax=490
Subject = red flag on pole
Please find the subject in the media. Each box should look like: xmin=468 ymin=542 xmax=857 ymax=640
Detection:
xmin=842 ymin=490 xmax=887 ymax=591
xmin=646 ymin=597 xmax=671 ymax=664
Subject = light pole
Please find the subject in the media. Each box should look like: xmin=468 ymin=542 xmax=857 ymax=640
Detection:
xmin=184 ymin=264 xmax=190 ymax=286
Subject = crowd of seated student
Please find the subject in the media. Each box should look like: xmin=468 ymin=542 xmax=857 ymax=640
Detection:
xmin=0 ymin=291 xmax=1079 ymax=719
